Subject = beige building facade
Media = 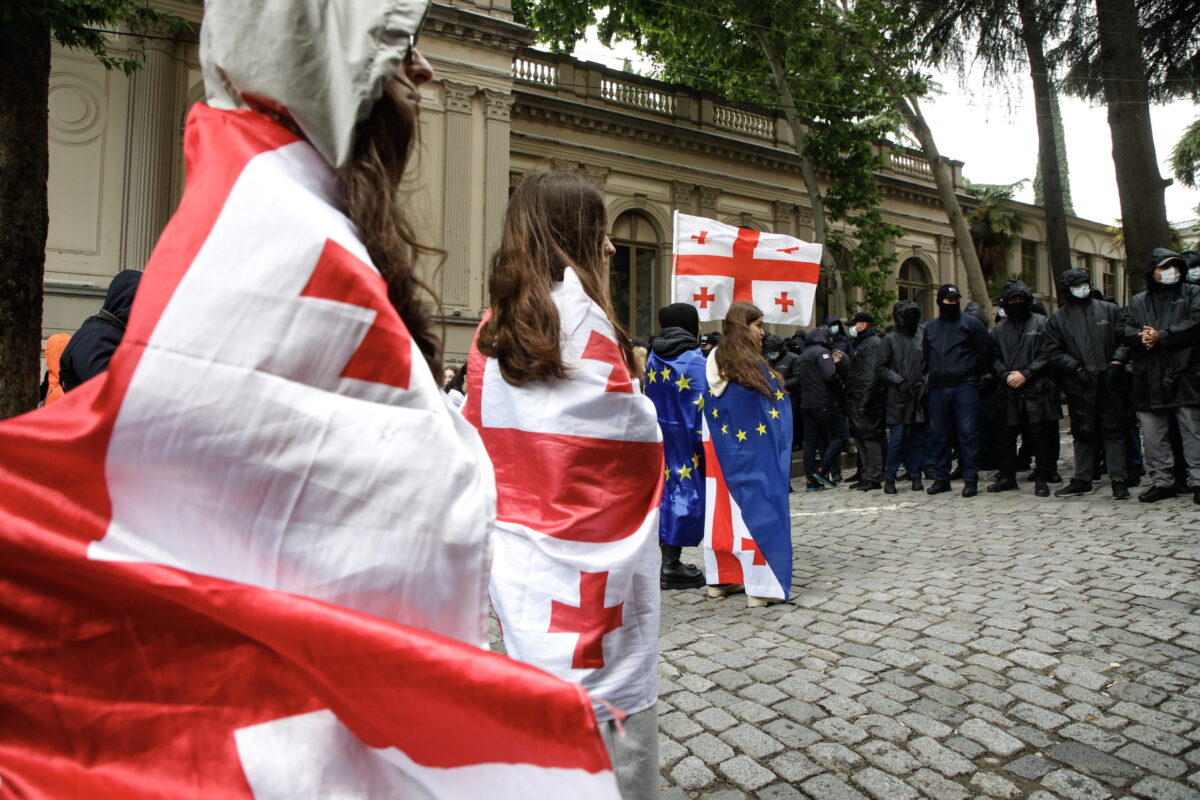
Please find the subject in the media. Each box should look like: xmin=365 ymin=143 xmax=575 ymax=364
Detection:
xmin=41 ymin=0 xmax=1126 ymax=366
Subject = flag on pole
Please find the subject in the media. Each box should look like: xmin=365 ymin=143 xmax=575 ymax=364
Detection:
xmin=0 ymin=104 xmax=619 ymax=799
xmin=465 ymin=268 xmax=664 ymax=721
xmin=701 ymin=366 xmax=794 ymax=600
xmin=672 ymin=211 xmax=822 ymax=326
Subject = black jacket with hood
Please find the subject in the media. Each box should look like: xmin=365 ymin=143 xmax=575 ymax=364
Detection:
xmin=652 ymin=326 xmax=701 ymax=360
xmin=921 ymin=306 xmax=991 ymax=389
xmin=60 ymin=269 xmax=142 ymax=392
xmin=796 ymin=327 xmax=844 ymax=410
xmin=1118 ymin=249 xmax=1200 ymax=409
xmin=823 ymin=316 xmax=854 ymax=357
xmin=1042 ymin=268 xmax=1129 ymax=430
xmin=841 ymin=326 xmax=886 ymax=436
xmin=990 ymin=280 xmax=1061 ymax=426
xmin=763 ymin=333 xmax=803 ymax=396
xmin=880 ymin=301 xmax=926 ymax=425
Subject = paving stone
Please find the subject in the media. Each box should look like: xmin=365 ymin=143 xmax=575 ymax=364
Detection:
xmin=813 ymin=716 xmax=869 ymax=745
xmin=1045 ymin=742 xmax=1144 ymax=787
xmin=1110 ymin=702 xmax=1193 ymax=734
xmin=671 ymin=756 xmax=717 ymax=791
xmin=907 ymin=735 xmax=976 ymax=777
xmin=1006 ymin=754 xmax=1056 ymax=780
xmin=660 ymin=711 xmax=704 ymax=739
xmin=757 ymin=783 xmax=805 ymax=800
xmin=719 ymin=724 xmax=785 ymax=760
xmin=717 ymin=755 xmax=776 ymax=792
xmin=669 ymin=690 xmax=712 ymax=714
xmin=1113 ymin=743 xmax=1188 ymax=779
xmin=1121 ymin=724 xmax=1192 ymax=755
xmin=858 ymin=739 xmax=920 ymax=776
xmin=801 ymin=773 xmax=870 ymax=800
xmin=897 ymin=712 xmax=952 ymax=738
xmin=1010 ymin=682 xmax=1072 ymax=710
xmin=1129 ymin=775 xmax=1200 ymax=800
xmin=858 ymin=713 xmax=911 ymax=744
xmin=852 ymin=767 xmax=919 ymax=800
xmin=907 ymin=768 xmax=971 ymax=800
xmin=807 ymin=741 xmax=866 ymax=773
xmin=727 ymin=699 xmax=778 ymax=724
xmin=918 ymin=663 xmax=968 ymax=689
xmin=958 ymin=717 xmax=1025 ymax=757
xmin=969 ymin=771 xmax=1023 ymax=799
xmin=1042 ymin=768 xmax=1116 ymax=800
xmin=777 ymin=677 xmax=829 ymax=702
xmin=1010 ymin=649 xmax=1062 ymax=670
xmin=762 ymin=718 xmax=821 ymax=749
xmin=945 ymin=734 xmax=987 ymax=760
xmin=1056 ymin=663 xmax=1113 ymax=692
xmin=768 ymin=751 xmax=822 ymax=784
xmin=661 ymin=738 xmax=688 ymax=769
xmin=1060 ymin=722 xmax=1128 ymax=753
xmin=694 ymin=706 xmax=739 ymax=732
xmin=1012 ymin=701 xmax=1071 ymax=729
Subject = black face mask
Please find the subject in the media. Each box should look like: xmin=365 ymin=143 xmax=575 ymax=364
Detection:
xmin=938 ymin=302 xmax=961 ymax=320
xmin=1005 ymin=301 xmax=1031 ymax=321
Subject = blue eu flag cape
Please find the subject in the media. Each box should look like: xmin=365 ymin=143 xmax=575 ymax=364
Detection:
xmin=702 ymin=363 xmax=793 ymax=600
xmin=645 ymin=348 xmax=707 ymax=547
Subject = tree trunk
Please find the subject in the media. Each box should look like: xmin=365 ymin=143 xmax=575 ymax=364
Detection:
xmin=1019 ymin=0 xmax=1074 ymax=303
xmin=752 ymin=27 xmax=835 ymax=274
xmin=895 ymin=93 xmax=994 ymax=320
xmin=1095 ymin=0 xmax=1172 ymax=297
xmin=0 ymin=24 xmax=51 ymax=419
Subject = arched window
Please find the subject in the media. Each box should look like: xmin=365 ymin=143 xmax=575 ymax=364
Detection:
xmin=609 ymin=211 xmax=660 ymax=340
xmin=897 ymin=257 xmax=933 ymax=319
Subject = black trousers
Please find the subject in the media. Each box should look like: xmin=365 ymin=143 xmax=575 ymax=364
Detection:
xmin=997 ymin=420 xmax=1058 ymax=481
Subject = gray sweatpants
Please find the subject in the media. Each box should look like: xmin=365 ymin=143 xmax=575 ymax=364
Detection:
xmin=1138 ymin=406 xmax=1200 ymax=488
xmin=598 ymin=704 xmax=659 ymax=799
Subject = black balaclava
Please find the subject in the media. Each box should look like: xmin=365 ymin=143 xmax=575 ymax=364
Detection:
xmin=936 ymin=284 xmax=961 ymax=321
xmin=1000 ymin=280 xmax=1033 ymax=323
xmin=892 ymin=300 xmax=921 ymax=333
xmin=1059 ymin=268 xmax=1092 ymax=305
xmin=658 ymin=302 xmax=700 ymax=339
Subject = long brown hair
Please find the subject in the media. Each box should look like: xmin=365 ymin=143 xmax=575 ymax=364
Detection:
xmin=478 ymin=171 xmax=635 ymax=386
xmin=715 ymin=302 xmax=775 ymax=398
xmin=335 ymin=77 xmax=443 ymax=378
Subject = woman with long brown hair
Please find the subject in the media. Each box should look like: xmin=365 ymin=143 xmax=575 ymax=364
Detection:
xmin=702 ymin=302 xmax=794 ymax=608
xmin=465 ymin=171 xmax=665 ymax=799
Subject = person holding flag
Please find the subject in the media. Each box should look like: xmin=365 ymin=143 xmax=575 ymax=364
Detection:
xmin=0 ymin=2 xmax=621 ymax=797
xmin=647 ymin=302 xmax=709 ymax=590
xmin=702 ymin=302 xmax=794 ymax=608
xmin=466 ymin=171 xmax=664 ymax=798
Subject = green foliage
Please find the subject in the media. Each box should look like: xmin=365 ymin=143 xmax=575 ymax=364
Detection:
xmin=1 ymin=1 xmax=192 ymax=74
xmin=1171 ymin=117 xmax=1200 ymax=188
xmin=964 ymin=180 xmax=1028 ymax=281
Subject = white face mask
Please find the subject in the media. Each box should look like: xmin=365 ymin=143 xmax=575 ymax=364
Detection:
xmin=830 ymin=325 xmax=840 ymax=335
xmin=848 ymin=327 xmax=858 ymax=339
xmin=1189 ymin=267 xmax=1200 ymax=283
xmin=1070 ymin=284 xmax=1092 ymax=299
xmin=997 ymin=308 xmax=1007 ymax=319
xmin=1158 ymin=266 xmax=1180 ymax=285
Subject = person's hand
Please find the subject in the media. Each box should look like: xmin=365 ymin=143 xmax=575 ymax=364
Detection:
xmin=832 ymin=350 xmax=844 ymax=364
xmin=1006 ymin=372 xmax=1026 ymax=389
xmin=1140 ymin=326 xmax=1160 ymax=349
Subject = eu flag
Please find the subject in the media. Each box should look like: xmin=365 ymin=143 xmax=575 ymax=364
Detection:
xmin=645 ymin=348 xmax=707 ymax=547
xmin=702 ymin=365 xmax=793 ymax=600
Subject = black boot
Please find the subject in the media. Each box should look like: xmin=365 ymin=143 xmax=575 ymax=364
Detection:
xmin=1034 ymin=482 xmax=1050 ymax=497
xmin=1138 ymin=485 xmax=1177 ymax=503
xmin=1112 ymin=480 xmax=1129 ymax=500
xmin=660 ymin=544 xmax=705 ymax=589
xmin=927 ymin=479 xmax=951 ymax=495
xmin=884 ymin=479 xmax=897 ymax=494
xmin=1194 ymin=487 xmax=1200 ymax=505
xmin=856 ymin=481 xmax=881 ymax=492
xmin=911 ymin=477 xmax=924 ymax=492
xmin=961 ymin=481 xmax=978 ymax=498
xmin=987 ymin=475 xmax=1019 ymax=493
xmin=1054 ymin=479 xmax=1094 ymax=498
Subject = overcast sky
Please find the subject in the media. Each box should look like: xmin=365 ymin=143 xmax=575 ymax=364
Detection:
xmin=564 ymin=38 xmax=1200 ymax=233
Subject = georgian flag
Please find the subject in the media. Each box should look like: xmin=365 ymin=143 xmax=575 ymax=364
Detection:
xmin=672 ymin=212 xmax=822 ymax=326
xmin=0 ymin=104 xmax=619 ymax=799
xmin=465 ymin=268 xmax=664 ymax=721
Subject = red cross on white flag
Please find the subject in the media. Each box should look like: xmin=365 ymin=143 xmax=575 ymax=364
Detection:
xmin=672 ymin=211 xmax=822 ymax=326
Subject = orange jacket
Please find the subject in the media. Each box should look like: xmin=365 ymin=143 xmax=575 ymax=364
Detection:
xmin=42 ymin=334 xmax=70 ymax=406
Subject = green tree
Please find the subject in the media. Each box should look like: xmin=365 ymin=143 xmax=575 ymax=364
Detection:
xmin=908 ymin=0 xmax=1076 ymax=301
xmin=515 ymin=0 xmax=940 ymax=319
xmin=964 ymin=180 xmax=1029 ymax=296
xmin=0 ymin=3 xmax=188 ymax=419
xmin=1171 ymin=117 xmax=1200 ymax=189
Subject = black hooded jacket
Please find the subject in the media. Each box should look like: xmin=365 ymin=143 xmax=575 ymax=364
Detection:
xmin=1117 ymin=250 xmax=1200 ymax=409
xmin=880 ymin=301 xmax=925 ymax=425
xmin=841 ymin=326 xmax=885 ymax=436
xmin=653 ymin=326 xmax=701 ymax=360
xmin=60 ymin=270 xmax=143 ymax=392
xmin=1042 ymin=268 xmax=1129 ymax=415
xmin=823 ymin=316 xmax=854 ymax=356
xmin=990 ymin=281 xmax=1061 ymax=425
xmin=763 ymin=333 xmax=802 ymax=395
xmin=796 ymin=327 xmax=844 ymax=410
xmin=921 ymin=307 xmax=991 ymax=388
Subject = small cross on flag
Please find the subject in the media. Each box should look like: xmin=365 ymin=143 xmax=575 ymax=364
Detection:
xmin=672 ymin=211 xmax=822 ymax=325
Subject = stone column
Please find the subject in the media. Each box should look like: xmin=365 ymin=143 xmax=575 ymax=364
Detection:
xmin=671 ymin=181 xmax=695 ymax=213
xmin=441 ymin=81 xmax=476 ymax=308
xmin=482 ymin=89 xmax=513 ymax=311
xmin=121 ymin=28 xmax=178 ymax=270
xmin=699 ymin=186 xmax=719 ymax=219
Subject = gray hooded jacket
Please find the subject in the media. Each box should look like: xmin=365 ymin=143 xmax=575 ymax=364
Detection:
xmin=201 ymin=0 xmax=429 ymax=169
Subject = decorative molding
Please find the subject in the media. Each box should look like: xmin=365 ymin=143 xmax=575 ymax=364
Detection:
xmin=483 ymin=89 xmax=514 ymax=121
xmin=772 ymin=201 xmax=792 ymax=231
xmin=632 ymin=193 xmax=648 ymax=209
xmin=424 ymin=5 xmax=534 ymax=53
xmin=48 ymin=75 xmax=104 ymax=145
xmin=509 ymin=170 xmax=526 ymax=188
xmin=443 ymin=81 xmax=477 ymax=114
xmin=699 ymin=186 xmax=720 ymax=214
xmin=671 ymin=181 xmax=695 ymax=209
xmin=739 ymin=212 xmax=754 ymax=228
xmin=582 ymin=164 xmax=609 ymax=190
xmin=549 ymin=157 xmax=578 ymax=173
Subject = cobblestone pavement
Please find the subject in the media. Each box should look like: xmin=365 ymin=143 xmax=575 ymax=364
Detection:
xmin=654 ymin=472 xmax=1200 ymax=799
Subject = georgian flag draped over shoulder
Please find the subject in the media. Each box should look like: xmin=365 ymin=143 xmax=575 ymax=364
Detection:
xmin=673 ymin=211 xmax=822 ymax=326
xmin=465 ymin=269 xmax=664 ymax=721
xmin=0 ymin=105 xmax=619 ymax=800
xmin=701 ymin=366 xmax=794 ymax=600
